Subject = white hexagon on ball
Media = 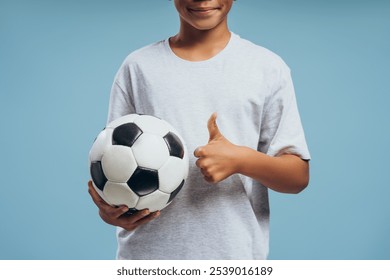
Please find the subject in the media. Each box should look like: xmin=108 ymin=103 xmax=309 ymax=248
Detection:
xmin=91 ymin=181 xmax=112 ymax=205
xmin=103 ymin=182 xmax=139 ymax=208
xmin=136 ymin=190 xmax=170 ymax=212
xmin=158 ymin=157 xmax=186 ymax=193
xmin=131 ymin=133 xmax=170 ymax=170
xmin=101 ymin=145 xmax=137 ymax=182
xmin=89 ymin=128 xmax=113 ymax=162
xmin=134 ymin=115 xmax=170 ymax=137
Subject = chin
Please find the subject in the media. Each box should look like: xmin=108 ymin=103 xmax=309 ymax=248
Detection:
xmin=190 ymin=19 xmax=225 ymax=31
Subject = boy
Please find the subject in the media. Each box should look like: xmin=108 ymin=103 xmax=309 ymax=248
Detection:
xmin=88 ymin=0 xmax=310 ymax=259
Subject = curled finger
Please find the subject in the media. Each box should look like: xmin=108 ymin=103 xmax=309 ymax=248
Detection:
xmin=120 ymin=210 xmax=160 ymax=231
xmin=193 ymin=146 xmax=205 ymax=158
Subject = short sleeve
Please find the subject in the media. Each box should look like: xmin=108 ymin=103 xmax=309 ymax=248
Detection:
xmin=258 ymin=62 xmax=311 ymax=160
xmin=106 ymin=63 xmax=136 ymax=125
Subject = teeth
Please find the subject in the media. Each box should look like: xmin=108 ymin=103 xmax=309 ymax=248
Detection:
xmin=190 ymin=7 xmax=217 ymax=11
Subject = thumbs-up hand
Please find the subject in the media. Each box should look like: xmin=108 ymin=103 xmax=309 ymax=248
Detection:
xmin=194 ymin=113 xmax=241 ymax=183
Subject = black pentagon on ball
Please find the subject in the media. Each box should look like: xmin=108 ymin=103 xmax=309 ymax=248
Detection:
xmin=112 ymin=123 xmax=143 ymax=147
xmin=168 ymin=180 xmax=185 ymax=203
xmin=123 ymin=208 xmax=139 ymax=216
xmin=90 ymin=161 xmax=107 ymax=191
xmin=163 ymin=132 xmax=184 ymax=159
xmin=127 ymin=167 xmax=159 ymax=196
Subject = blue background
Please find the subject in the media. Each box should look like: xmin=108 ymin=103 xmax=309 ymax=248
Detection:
xmin=1 ymin=0 xmax=389 ymax=259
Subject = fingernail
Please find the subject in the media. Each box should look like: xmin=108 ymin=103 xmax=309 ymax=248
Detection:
xmin=143 ymin=210 xmax=150 ymax=216
xmin=122 ymin=207 xmax=129 ymax=213
xmin=154 ymin=211 xmax=160 ymax=217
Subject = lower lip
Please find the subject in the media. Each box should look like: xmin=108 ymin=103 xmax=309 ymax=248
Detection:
xmin=188 ymin=9 xmax=218 ymax=17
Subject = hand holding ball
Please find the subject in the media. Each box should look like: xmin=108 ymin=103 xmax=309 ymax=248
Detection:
xmin=89 ymin=114 xmax=189 ymax=214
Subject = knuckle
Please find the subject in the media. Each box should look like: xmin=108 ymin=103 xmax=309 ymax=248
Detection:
xmin=205 ymin=173 xmax=219 ymax=183
xmin=100 ymin=206 xmax=114 ymax=218
xmin=195 ymin=146 xmax=207 ymax=157
xmin=203 ymin=162 xmax=212 ymax=172
xmin=121 ymin=221 xmax=136 ymax=231
xmin=124 ymin=226 xmax=135 ymax=232
xmin=201 ymin=168 xmax=210 ymax=177
xmin=193 ymin=148 xmax=199 ymax=157
xmin=197 ymin=160 xmax=208 ymax=169
xmin=200 ymin=158 xmax=212 ymax=169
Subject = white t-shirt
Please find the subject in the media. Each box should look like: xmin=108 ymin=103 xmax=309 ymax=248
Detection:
xmin=107 ymin=32 xmax=310 ymax=259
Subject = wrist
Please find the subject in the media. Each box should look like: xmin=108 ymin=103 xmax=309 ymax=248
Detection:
xmin=233 ymin=145 xmax=251 ymax=175
xmin=234 ymin=145 xmax=270 ymax=178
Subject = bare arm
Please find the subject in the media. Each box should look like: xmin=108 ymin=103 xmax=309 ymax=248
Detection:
xmin=234 ymin=148 xmax=309 ymax=193
xmin=194 ymin=113 xmax=309 ymax=194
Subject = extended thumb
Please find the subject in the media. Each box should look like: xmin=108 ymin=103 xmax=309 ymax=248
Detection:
xmin=207 ymin=112 xmax=222 ymax=142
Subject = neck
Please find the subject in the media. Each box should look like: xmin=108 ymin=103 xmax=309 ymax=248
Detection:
xmin=176 ymin=19 xmax=231 ymax=47
xmin=169 ymin=19 xmax=231 ymax=61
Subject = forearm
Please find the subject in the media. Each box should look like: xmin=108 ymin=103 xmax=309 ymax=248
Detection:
xmin=194 ymin=113 xmax=309 ymax=192
xmin=235 ymin=146 xmax=309 ymax=194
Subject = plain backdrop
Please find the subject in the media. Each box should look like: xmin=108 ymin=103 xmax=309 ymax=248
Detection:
xmin=1 ymin=0 xmax=389 ymax=259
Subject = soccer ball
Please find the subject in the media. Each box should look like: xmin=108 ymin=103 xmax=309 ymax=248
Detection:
xmin=89 ymin=114 xmax=189 ymax=214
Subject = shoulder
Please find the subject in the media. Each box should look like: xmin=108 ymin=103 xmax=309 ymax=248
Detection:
xmin=114 ymin=39 xmax=166 ymax=82
xmin=122 ymin=40 xmax=166 ymax=67
xmin=232 ymin=33 xmax=290 ymax=72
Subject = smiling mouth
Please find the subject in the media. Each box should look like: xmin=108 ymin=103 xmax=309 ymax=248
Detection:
xmin=188 ymin=7 xmax=220 ymax=14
